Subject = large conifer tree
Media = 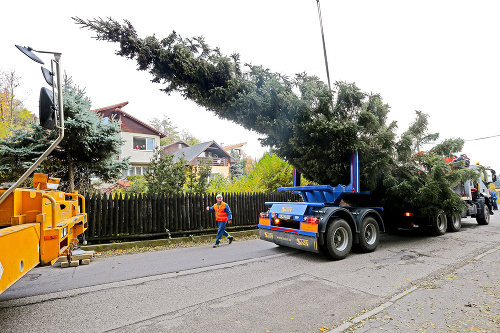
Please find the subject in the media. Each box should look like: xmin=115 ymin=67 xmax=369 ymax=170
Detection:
xmin=0 ymin=76 xmax=128 ymax=194
xmin=73 ymin=17 xmax=475 ymax=216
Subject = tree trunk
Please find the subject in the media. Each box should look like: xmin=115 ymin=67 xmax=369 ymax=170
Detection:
xmin=7 ymin=71 xmax=18 ymax=122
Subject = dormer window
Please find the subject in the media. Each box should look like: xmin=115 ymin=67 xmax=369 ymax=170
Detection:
xmin=133 ymin=137 xmax=154 ymax=150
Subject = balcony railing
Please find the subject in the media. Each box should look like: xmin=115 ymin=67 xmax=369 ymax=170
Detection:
xmin=196 ymin=157 xmax=228 ymax=166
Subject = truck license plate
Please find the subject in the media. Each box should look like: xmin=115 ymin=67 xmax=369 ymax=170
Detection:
xmin=280 ymin=214 xmax=292 ymax=220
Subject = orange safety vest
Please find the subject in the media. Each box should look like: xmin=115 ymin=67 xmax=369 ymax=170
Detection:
xmin=213 ymin=202 xmax=228 ymax=221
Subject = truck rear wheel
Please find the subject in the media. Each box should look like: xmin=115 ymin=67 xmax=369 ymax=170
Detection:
xmin=324 ymin=218 xmax=352 ymax=260
xmin=447 ymin=212 xmax=462 ymax=232
xmin=431 ymin=210 xmax=447 ymax=235
xmin=477 ymin=207 xmax=490 ymax=225
xmin=357 ymin=216 xmax=380 ymax=253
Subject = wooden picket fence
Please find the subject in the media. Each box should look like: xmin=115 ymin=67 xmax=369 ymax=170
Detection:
xmin=83 ymin=191 xmax=300 ymax=241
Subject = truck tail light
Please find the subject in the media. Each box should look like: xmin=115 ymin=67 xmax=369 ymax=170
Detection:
xmin=303 ymin=216 xmax=319 ymax=224
xmin=260 ymin=212 xmax=269 ymax=219
xmin=274 ymin=218 xmax=280 ymax=225
xmin=404 ymin=212 xmax=414 ymax=217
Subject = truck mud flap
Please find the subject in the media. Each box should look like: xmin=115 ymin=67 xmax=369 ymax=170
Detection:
xmin=259 ymin=229 xmax=319 ymax=253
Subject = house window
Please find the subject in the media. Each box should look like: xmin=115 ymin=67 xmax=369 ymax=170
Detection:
xmin=209 ymin=172 xmax=223 ymax=181
xmin=133 ymin=137 xmax=155 ymax=150
xmin=124 ymin=166 xmax=149 ymax=177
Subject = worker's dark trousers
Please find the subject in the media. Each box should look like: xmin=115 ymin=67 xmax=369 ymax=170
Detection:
xmin=215 ymin=221 xmax=230 ymax=244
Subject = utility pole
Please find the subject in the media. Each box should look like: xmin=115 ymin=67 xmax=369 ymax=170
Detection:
xmin=316 ymin=0 xmax=332 ymax=91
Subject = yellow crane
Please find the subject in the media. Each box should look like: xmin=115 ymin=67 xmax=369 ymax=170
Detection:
xmin=0 ymin=45 xmax=87 ymax=294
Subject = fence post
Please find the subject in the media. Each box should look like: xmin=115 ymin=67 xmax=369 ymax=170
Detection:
xmin=85 ymin=194 xmax=92 ymax=238
xmin=138 ymin=194 xmax=144 ymax=234
xmin=152 ymin=193 xmax=157 ymax=233
xmin=112 ymin=194 xmax=117 ymax=235
xmin=123 ymin=194 xmax=128 ymax=234
xmin=183 ymin=193 xmax=189 ymax=231
xmin=165 ymin=193 xmax=171 ymax=233
xmin=149 ymin=193 xmax=154 ymax=233
xmin=174 ymin=193 xmax=180 ymax=232
xmin=105 ymin=194 xmax=112 ymax=237
xmin=129 ymin=194 xmax=136 ymax=234
xmin=145 ymin=193 xmax=152 ymax=233
xmin=189 ymin=193 xmax=197 ymax=230
xmin=95 ymin=193 xmax=103 ymax=237
xmin=202 ymin=193 xmax=208 ymax=229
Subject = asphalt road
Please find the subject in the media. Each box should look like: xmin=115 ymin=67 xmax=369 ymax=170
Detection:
xmin=346 ymin=247 xmax=500 ymax=332
xmin=1 ymin=214 xmax=500 ymax=333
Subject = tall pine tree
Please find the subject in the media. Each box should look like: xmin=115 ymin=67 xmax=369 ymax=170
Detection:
xmin=0 ymin=76 xmax=128 ymax=194
xmin=47 ymin=76 xmax=128 ymax=193
xmin=73 ymin=17 xmax=475 ymax=216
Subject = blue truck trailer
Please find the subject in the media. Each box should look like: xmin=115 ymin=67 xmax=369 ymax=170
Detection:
xmin=258 ymin=152 xmax=385 ymax=260
xmin=258 ymin=152 xmax=497 ymax=260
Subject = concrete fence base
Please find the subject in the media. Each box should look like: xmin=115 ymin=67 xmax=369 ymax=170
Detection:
xmin=80 ymin=229 xmax=260 ymax=252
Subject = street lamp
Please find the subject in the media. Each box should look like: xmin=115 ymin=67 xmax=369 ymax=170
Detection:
xmin=15 ymin=45 xmax=63 ymax=130
xmin=0 ymin=45 xmax=65 ymax=206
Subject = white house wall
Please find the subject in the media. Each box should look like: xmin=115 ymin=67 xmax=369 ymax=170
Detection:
xmin=119 ymin=131 xmax=160 ymax=164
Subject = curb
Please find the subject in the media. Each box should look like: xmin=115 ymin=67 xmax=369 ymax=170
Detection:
xmin=80 ymin=229 xmax=260 ymax=252
xmin=330 ymin=286 xmax=418 ymax=333
xmin=330 ymin=244 xmax=500 ymax=332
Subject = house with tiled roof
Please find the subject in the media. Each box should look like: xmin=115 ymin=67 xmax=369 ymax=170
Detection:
xmin=222 ymin=142 xmax=247 ymax=157
xmin=161 ymin=141 xmax=236 ymax=178
xmin=161 ymin=140 xmax=190 ymax=155
xmin=93 ymin=101 xmax=166 ymax=177
xmin=222 ymin=142 xmax=254 ymax=173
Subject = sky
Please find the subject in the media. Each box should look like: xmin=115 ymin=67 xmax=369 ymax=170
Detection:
xmin=2 ymin=0 xmax=500 ymax=170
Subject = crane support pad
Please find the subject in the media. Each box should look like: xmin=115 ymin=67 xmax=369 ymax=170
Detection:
xmin=56 ymin=250 xmax=95 ymax=263
xmin=0 ymin=224 xmax=40 ymax=294
xmin=259 ymin=229 xmax=319 ymax=253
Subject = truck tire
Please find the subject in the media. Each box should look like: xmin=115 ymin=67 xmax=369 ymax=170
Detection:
xmin=357 ymin=216 xmax=380 ymax=253
xmin=447 ymin=212 xmax=462 ymax=232
xmin=431 ymin=210 xmax=447 ymax=235
xmin=477 ymin=207 xmax=490 ymax=225
xmin=324 ymin=218 xmax=352 ymax=260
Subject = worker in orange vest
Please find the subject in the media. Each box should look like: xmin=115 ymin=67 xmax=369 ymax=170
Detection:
xmin=206 ymin=194 xmax=234 ymax=247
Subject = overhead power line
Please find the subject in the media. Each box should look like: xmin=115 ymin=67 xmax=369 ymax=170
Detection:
xmin=464 ymin=134 xmax=500 ymax=141
xmin=422 ymin=134 xmax=500 ymax=146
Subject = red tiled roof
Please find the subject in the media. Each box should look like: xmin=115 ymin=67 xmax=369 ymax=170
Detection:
xmin=102 ymin=179 xmax=131 ymax=193
xmin=92 ymin=101 xmax=166 ymax=138
xmin=92 ymin=101 xmax=129 ymax=113
xmin=222 ymin=142 xmax=247 ymax=151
